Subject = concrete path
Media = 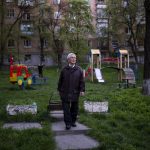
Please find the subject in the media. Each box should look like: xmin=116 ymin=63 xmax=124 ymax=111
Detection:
xmin=52 ymin=121 xmax=90 ymax=135
xmin=50 ymin=111 xmax=100 ymax=150
xmin=55 ymin=134 xmax=99 ymax=150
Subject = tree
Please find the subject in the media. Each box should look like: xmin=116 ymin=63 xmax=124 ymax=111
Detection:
xmin=35 ymin=3 xmax=51 ymax=66
xmin=106 ymin=0 xmax=145 ymax=64
xmin=0 ymin=0 xmax=31 ymax=67
xmin=61 ymin=0 xmax=94 ymax=61
xmin=142 ymin=0 xmax=150 ymax=96
xmin=43 ymin=1 xmax=67 ymax=69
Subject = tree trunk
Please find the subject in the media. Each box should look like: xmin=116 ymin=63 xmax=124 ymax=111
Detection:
xmin=142 ymin=0 xmax=150 ymax=96
xmin=57 ymin=53 xmax=62 ymax=69
xmin=128 ymin=25 xmax=139 ymax=64
xmin=54 ymin=39 xmax=63 ymax=69
xmin=40 ymin=38 xmax=44 ymax=65
xmin=128 ymin=39 xmax=139 ymax=64
xmin=0 ymin=0 xmax=5 ymax=66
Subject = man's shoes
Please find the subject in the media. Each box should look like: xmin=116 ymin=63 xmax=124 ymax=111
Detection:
xmin=66 ymin=124 xmax=71 ymax=130
xmin=71 ymin=123 xmax=77 ymax=127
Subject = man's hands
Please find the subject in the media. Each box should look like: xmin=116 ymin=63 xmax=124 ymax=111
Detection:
xmin=80 ymin=92 xmax=85 ymax=96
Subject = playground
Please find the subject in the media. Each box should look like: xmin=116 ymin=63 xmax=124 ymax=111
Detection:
xmin=8 ymin=48 xmax=137 ymax=90
xmin=0 ymin=61 xmax=149 ymax=150
xmin=9 ymin=60 xmax=48 ymax=89
xmin=84 ymin=49 xmax=136 ymax=88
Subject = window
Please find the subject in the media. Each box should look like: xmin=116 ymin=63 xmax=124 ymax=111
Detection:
xmin=24 ymin=54 xmax=31 ymax=61
xmin=54 ymin=11 xmax=61 ymax=19
xmin=40 ymin=39 xmax=48 ymax=48
xmin=43 ymin=39 xmax=48 ymax=48
xmin=41 ymin=26 xmax=47 ymax=32
xmin=18 ymin=0 xmax=34 ymax=6
xmin=96 ymin=22 xmax=108 ymax=37
xmin=69 ymin=26 xmax=75 ymax=32
xmin=7 ymin=9 xmax=15 ymax=18
xmin=38 ymin=0 xmax=45 ymax=4
xmin=54 ymin=26 xmax=60 ymax=33
xmin=22 ymin=13 xmax=31 ymax=20
xmin=97 ymin=22 xmax=108 ymax=28
xmin=125 ymin=27 xmax=131 ymax=35
xmin=40 ymin=9 xmax=44 ymax=17
xmin=88 ymin=40 xmax=92 ymax=47
xmin=8 ymin=39 xmax=15 ymax=47
xmin=53 ymin=0 xmax=60 ymax=5
xmin=20 ymin=24 xmax=33 ymax=35
xmin=97 ymin=8 xmax=106 ymax=18
xmin=6 ymin=0 xmax=13 ymax=2
xmin=97 ymin=0 xmax=105 ymax=5
xmin=24 ymin=39 xmax=32 ymax=48
xmin=122 ymin=0 xmax=129 ymax=8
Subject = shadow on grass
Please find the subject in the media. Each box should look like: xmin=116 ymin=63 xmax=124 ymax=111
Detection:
xmin=0 ymin=110 xmax=50 ymax=123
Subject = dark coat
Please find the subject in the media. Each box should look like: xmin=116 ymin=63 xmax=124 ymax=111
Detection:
xmin=58 ymin=65 xmax=85 ymax=102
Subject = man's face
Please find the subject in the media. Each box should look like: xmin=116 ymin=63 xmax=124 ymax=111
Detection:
xmin=68 ymin=55 xmax=76 ymax=65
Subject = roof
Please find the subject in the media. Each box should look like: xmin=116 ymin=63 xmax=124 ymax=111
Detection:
xmin=91 ymin=49 xmax=100 ymax=54
xmin=119 ymin=49 xmax=128 ymax=55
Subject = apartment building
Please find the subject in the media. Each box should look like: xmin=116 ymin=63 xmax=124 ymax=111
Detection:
xmin=4 ymin=0 xmax=63 ymax=66
xmin=88 ymin=0 xmax=145 ymax=63
xmin=3 ymin=0 xmax=144 ymax=65
xmin=87 ymin=0 xmax=109 ymax=56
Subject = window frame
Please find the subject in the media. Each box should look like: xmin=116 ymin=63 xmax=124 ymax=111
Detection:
xmin=7 ymin=9 xmax=15 ymax=18
xmin=24 ymin=39 xmax=32 ymax=48
xmin=8 ymin=39 xmax=15 ymax=48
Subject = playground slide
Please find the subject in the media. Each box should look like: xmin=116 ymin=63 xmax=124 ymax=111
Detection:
xmin=94 ymin=68 xmax=105 ymax=83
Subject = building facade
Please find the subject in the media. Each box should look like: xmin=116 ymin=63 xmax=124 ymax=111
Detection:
xmin=88 ymin=0 xmax=145 ymax=63
xmin=88 ymin=0 xmax=109 ymax=58
xmin=4 ymin=0 xmax=64 ymax=66
xmin=3 ymin=0 xmax=144 ymax=65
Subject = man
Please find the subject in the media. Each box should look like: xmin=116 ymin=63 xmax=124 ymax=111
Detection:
xmin=58 ymin=53 xmax=85 ymax=130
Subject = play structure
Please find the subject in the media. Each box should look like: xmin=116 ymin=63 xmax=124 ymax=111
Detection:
xmin=29 ymin=66 xmax=48 ymax=85
xmin=84 ymin=49 xmax=104 ymax=82
xmin=84 ymin=49 xmax=135 ymax=87
xmin=10 ymin=64 xmax=32 ymax=88
xmin=118 ymin=50 xmax=135 ymax=87
xmin=9 ymin=52 xmax=48 ymax=88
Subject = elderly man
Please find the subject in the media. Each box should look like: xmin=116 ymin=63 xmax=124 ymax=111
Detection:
xmin=58 ymin=53 xmax=85 ymax=130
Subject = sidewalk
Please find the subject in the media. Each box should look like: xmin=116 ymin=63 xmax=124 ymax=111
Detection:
xmin=50 ymin=111 xmax=100 ymax=150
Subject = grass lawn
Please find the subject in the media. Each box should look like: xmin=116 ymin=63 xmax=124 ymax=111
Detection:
xmin=0 ymin=65 xmax=149 ymax=150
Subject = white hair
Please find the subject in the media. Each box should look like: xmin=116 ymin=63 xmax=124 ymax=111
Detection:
xmin=67 ymin=53 xmax=76 ymax=60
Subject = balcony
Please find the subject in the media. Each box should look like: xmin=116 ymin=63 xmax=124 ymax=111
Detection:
xmin=20 ymin=24 xmax=34 ymax=35
xmin=96 ymin=4 xmax=107 ymax=9
xmin=21 ymin=14 xmax=34 ymax=21
xmin=18 ymin=0 xmax=34 ymax=7
xmin=38 ymin=0 xmax=45 ymax=4
xmin=96 ymin=0 xmax=105 ymax=5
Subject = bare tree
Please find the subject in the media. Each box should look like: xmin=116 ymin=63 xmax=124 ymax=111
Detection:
xmin=142 ymin=0 xmax=150 ymax=96
xmin=0 ymin=0 xmax=30 ymax=67
xmin=106 ymin=0 xmax=145 ymax=64
xmin=43 ymin=1 xmax=67 ymax=69
xmin=61 ymin=0 xmax=94 ymax=61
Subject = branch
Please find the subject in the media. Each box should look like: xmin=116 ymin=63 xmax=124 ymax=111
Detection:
xmin=4 ymin=3 xmax=30 ymax=42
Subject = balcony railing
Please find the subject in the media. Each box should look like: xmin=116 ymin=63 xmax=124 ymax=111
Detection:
xmin=18 ymin=0 xmax=34 ymax=7
xmin=96 ymin=0 xmax=105 ymax=5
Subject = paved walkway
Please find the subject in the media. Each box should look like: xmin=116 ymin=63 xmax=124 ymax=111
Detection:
xmin=3 ymin=110 xmax=100 ymax=149
xmin=50 ymin=111 xmax=100 ymax=150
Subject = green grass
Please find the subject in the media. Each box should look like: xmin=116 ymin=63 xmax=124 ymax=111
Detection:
xmin=0 ymin=65 xmax=149 ymax=150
